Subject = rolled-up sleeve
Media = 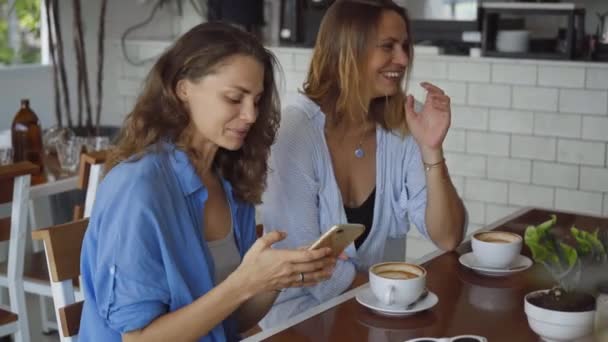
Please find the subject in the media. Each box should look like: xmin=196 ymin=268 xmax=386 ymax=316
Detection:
xmin=92 ymin=180 xmax=171 ymax=334
xmin=401 ymin=137 xmax=430 ymax=239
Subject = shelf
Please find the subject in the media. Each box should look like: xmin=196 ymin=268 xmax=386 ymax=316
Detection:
xmin=482 ymin=51 xmax=570 ymax=60
xmin=481 ymin=2 xmax=581 ymax=10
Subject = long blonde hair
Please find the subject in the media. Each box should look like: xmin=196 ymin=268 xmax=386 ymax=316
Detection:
xmin=303 ymin=0 xmax=413 ymax=134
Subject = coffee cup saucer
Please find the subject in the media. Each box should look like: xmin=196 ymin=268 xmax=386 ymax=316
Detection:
xmin=458 ymin=252 xmax=533 ymax=277
xmin=355 ymin=286 xmax=438 ymax=317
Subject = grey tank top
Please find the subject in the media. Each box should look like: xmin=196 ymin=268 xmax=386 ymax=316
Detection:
xmin=207 ymin=225 xmax=242 ymax=284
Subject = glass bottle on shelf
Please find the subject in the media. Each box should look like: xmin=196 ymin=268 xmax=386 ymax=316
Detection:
xmin=11 ymin=99 xmax=45 ymax=182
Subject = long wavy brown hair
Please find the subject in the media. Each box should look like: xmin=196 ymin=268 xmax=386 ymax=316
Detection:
xmin=107 ymin=22 xmax=281 ymax=204
xmin=303 ymin=0 xmax=413 ymax=134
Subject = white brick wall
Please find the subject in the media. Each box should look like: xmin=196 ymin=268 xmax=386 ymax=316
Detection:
xmin=511 ymin=135 xmax=557 ymax=161
xmin=580 ymin=167 xmax=608 ymax=192
xmin=445 ymin=153 xmax=486 ymax=177
xmin=452 ymin=106 xmax=488 ymax=130
xmin=464 ymin=200 xmax=486 ymax=225
xmin=557 ymin=140 xmax=606 ymax=166
xmin=538 ymin=66 xmax=585 ymax=88
xmin=444 ymin=129 xmax=466 ymax=152
xmin=532 ymin=161 xmax=579 ymax=189
xmin=492 ymin=64 xmax=536 ymax=85
xmin=586 ymin=68 xmax=608 ymax=90
xmin=559 ymin=89 xmax=608 ymax=115
xmin=513 ymin=86 xmax=559 ymax=112
xmin=486 ymin=204 xmax=522 ymax=224
xmin=533 ymin=112 xmax=581 ymax=138
xmin=466 ymin=131 xmax=510 ymax=156
xmin=487 ymin=157 xmax=532 ymax=183
xmin=555 ymin=189 xmax=603 ymax=216
xmin=448 ymin=62 xmax=490 ymax=82
xmin=411 ymin=60 xmax=448 ymax=80
xmin=468 ymin=83 xmax=511 ymax=108
xmin=489 ymin=109 xmax=534 ymax=134
xmin=509 ymin=183 xmax=554 ymax=208
xmin=464 ymin=179 xmax=508 ymax=204
xmin=604 ymin=193 xmax=608 ymax=216
xmin=582 ymin=116 xmax=608 ymax=142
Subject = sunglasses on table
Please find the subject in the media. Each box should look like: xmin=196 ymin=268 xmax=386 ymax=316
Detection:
xmin=405 ymin=336 xmax=487 ymax=342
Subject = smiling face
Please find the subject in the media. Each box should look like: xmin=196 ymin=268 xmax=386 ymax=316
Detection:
xmin=177 ymin=54 xmax=264 ymax=151
xmin=366 ymin=9 xmax=409 ymax=100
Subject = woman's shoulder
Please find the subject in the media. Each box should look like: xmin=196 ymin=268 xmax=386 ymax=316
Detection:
xmin=282 ymin=93 xmax=324 ymax=127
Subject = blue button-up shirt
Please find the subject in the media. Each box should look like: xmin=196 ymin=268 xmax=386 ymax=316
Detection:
xmin=80 ymin=142 xmax=256 ymax=342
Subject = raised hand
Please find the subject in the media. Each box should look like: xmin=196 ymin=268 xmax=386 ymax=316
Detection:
xmin=405 ymin=82 xmax=451 ymax=152
xmin=234 ymin=231 xmax=337 ymax=295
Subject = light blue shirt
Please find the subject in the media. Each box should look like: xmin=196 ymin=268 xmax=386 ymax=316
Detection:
xmin=259 ymin=94 xmax=431 ymax=328
xmin=80 ymin=142 xmax=257 ymax=342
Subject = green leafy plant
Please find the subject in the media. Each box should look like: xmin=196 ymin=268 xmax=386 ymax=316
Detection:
xmin=525 ymin=215 xmax=608 ymax=293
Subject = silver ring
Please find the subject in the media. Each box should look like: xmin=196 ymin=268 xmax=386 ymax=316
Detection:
xmin=300 ymin=272 xmax=304 ymax=283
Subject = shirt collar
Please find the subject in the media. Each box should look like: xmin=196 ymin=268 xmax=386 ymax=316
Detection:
xmin=163 ymin=141 xmax=234 ymax=198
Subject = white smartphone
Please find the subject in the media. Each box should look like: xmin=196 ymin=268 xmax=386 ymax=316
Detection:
xmin=308 ymin=223 xmax=365 ymax=257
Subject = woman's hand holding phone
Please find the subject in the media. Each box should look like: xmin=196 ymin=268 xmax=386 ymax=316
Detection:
xmin=232 ymin=231 xmax=337 ymax=296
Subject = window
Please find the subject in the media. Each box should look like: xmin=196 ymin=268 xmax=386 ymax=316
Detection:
xmin=0 ymin=0 xmax=42 ymax=65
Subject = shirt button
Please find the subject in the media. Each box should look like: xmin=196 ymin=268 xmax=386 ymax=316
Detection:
xmin=109 ymin=266 xmax=116 ymax=275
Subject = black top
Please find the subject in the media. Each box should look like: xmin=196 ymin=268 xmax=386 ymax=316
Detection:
xmin=344 ymin=188 xmax=376 ymax=249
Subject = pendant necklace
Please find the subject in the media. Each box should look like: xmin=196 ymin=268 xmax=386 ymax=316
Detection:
xmin=354 ymin=140 xmax=365 ymax=159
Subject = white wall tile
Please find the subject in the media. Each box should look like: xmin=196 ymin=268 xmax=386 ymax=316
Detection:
xmin=448 ymin=62 xmax=490 ymax=82
xmin=137 ymin=41 xmax=170 ymax=61
xmin=444 ymin=129 xmax=466 ymax=152
xmin=283 ymin=71 xmax=307 ymax=94
xmin=406 ymin=237 xmax=438 ymax=260
xmin=604 ymin=193 xmax=608 ymax=216
xmin=468 ymin=83 xmax=511 ymax=108
xmin=433 ymin=80 xmax=467 ymax=105
xmin=511 ymin=135 xmax=556 ymax=161
xmin=122 ymin=61 xmax=152 ymax=80
xmin=466 ymin=131 xmax=510 ymax=156
xmin=294 ymin=51 xmax=313 ymax=72
xmin=272 ymin=50 xmax=295 ymax=71
xmin=586 ymin=68 xmax=608 ymax=90
xmin=533 ymin=113 xmax=581 ymax=138
xmin=445 ymin=153 xmax=486 ymax=177
xmin=451 ymin=175 xmax=465 ymax=196
xmin=559 ymin=89 xmax=608 ymax=115
xmin=492 ymin=64 xmax=537 ymax=85
xmin=582 ymin=116 xmax=608 ymax=142
xmin=464 ymin=200 xmax=486 ymax=225
xmin=489 ymin=109 xmax=534 ymax=134
xmin=485 ymin=204 xmax=522 ymax=224
xmin=452 ymin=106 xmax=489 ymax=130
xmin=412 ymin=60 xmax=448 ymax=80
xmin=538 ymin=66 xmax=585 ymax=88
xmin=513 ymin=86 xmax=559 ymax=112
xmin=557 ymin=140 xmax=606 ymax=166
xmin=487 ymin=157 xmax=532 ymax=183
xmin=509 ymin=183 xmax=554 ymax=208
xmin=532 ymin=161 xmax=579 ymax=189
xmin=555 ymin=189 xmax=603 ymax=216
xmin=464 ymin=179 xmax=508 ymax=204
xmin=580 ymin=167 xmax=608 ymax=192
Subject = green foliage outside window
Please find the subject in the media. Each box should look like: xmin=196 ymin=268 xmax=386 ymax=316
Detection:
xmin=0 ymin=0 xmax=41 ymax=65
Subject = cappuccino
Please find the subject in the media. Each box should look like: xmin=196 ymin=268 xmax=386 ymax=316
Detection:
xmin=376 ymin=270 xmax=418 ymax=280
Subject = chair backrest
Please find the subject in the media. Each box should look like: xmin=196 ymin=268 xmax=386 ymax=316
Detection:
xmin=0 ymin=161 xmax=39 ymax=342
xmin=73 ymin=150 xmax=107 ymax=220
xmin=32 ymin=218 xmax=89 ymax=341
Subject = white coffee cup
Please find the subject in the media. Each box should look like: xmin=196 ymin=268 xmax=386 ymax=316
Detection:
xmin=369 ymin=262 xmax=426 ymax=307
xmin=472 ymin=231 xmax=522 ymax=269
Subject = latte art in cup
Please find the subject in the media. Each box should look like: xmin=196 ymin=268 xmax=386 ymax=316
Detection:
xmin=472 ymin=231 xmax=522 ymax=269
xmin=369 ymin=262 xmax=426 ymax=306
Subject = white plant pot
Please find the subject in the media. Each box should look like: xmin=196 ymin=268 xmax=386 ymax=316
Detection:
xmin=524 ymin=289 xmax=596 ymax=342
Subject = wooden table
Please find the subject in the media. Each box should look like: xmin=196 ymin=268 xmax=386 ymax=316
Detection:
xmin=249 ymin=208 xmax=608 ymax=342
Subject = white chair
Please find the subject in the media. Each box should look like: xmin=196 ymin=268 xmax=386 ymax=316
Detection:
xmin=32 ymin=218 xmax=88 ymax=342
xmin=0 ymin=161 xmax=40 ymax=342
